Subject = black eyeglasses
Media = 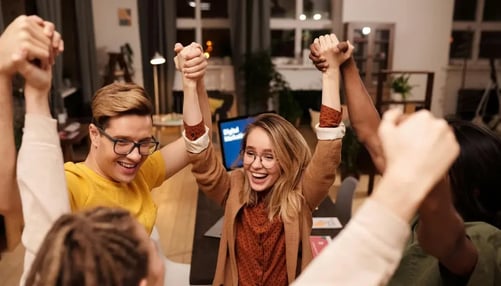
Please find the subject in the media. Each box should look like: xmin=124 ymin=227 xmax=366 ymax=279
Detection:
xmin=97 ymin=126 xmax=159 ymax=156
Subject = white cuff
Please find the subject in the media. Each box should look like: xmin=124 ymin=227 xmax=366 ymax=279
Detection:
xmin=183 ymin=126 xmax=210 ymax=153
xmin=315 ymin=122 xmax=346 ymax=140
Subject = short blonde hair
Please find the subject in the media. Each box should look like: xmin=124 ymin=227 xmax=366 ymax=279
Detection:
xmin=92 ymin=82 xmax=153 ymax=128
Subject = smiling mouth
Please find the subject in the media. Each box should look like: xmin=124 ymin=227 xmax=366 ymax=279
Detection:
xmin=251 ymin=172 xmax=268 ymax=179
xmin=118 ymin=161 xmax=137 ymax=169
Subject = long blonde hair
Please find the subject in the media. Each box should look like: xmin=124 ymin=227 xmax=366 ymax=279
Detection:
xmin=91 ymin=82 xmax=153 ymax=128
xmin=240 ymin=113 xmax=311 ymax=221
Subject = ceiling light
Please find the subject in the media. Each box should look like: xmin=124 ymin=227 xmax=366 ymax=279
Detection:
xmin=362 ymin=27 xmax=371 ymax=35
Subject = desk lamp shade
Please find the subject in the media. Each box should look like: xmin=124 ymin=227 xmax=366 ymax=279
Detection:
xmin=150 ymin=52 xmax=166 ymax=65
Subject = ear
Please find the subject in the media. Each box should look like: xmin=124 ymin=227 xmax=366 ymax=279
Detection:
xmin=138 ymin=278 xmax=147 ymax=286
xmin=89 ymin=124 xmax=101 ymax=146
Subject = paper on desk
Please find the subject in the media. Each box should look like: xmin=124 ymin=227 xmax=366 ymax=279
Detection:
xmin=204 ymin=216 xmax=224 ymax=238
xmin=312 ymin=217 xmax=342 ymax=229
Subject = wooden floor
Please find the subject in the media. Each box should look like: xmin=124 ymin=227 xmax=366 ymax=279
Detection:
xmin=0 ymin=124 xmax=376 ymax=285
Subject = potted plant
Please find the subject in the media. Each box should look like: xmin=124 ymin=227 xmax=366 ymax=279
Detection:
xmin=390 ymin=73 xmax=413 ymax=100
xmin=241 ymin=50 xmax=302 ymax=125
xmin=340 ymin=127 xmax=361 ymax=179
xmin=272 ymin=72 xmax=302 ymax=126
xmin=241 ymin=51 xmax=275 ymax=114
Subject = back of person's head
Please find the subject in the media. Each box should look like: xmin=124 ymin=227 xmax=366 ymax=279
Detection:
xmin=25 ymin=207 xmax=149 ymax=286
xmin=447 ymin=118 xmax=501 ymax=228
xmin=92 ymin=82 xmax=153 ymax=128
xmin=241 ymin=113 xmax=311 ymax=220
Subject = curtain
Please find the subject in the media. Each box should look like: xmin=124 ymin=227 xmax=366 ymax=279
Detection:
xmin=35 ymin=0 xmax=64 ymax=115
xmin=0 ymin=1 xmax=4 ymax=33
xmin=74 ymin=0 xmax=99 ymax=103
xmin=229 ymin=0 xmax=270 ymax=115
xmin=138 ymin=0 xmax=176 ymax=114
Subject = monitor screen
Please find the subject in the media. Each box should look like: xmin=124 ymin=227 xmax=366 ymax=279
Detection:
xmin=217 ymin=115 xmax=257 ymax=170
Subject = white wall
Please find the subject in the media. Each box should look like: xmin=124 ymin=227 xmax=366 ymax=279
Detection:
xmin=343 ymin=0 xmax=454 ymax=117
xmin=92 ymin=0 xmax=143 ymax=86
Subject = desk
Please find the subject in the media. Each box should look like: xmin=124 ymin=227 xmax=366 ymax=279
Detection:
xmin=189 ymin=191 xmax=340 ymax=285
xmin=60 ymin=123 xmax=89 ymax=162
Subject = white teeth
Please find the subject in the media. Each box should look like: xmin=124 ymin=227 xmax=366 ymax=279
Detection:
xmin=252 ymin=172 xmax=267 ymax=179
xmin=118 ymin=162 xmax=136 ymax=169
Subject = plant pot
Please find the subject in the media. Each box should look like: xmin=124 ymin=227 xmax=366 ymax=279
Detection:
xmin=390 ymin=92 xmax=406 ymax=112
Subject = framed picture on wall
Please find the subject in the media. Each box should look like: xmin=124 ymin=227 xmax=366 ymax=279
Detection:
xmin=118 ymin=8 xmax=131 ymax=26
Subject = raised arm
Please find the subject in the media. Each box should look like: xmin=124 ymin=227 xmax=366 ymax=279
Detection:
xmin=0 ymin=15 xmax=54 ymax=215
xmin=316 ymin=34 xmax=348 ymax=112
xmin=174 ymin=42 xmax=212 ymax=132
xmin=310 ymin=42 xmax=385 ymax=172
xmin=301 ymin=34 xmax=352 ymax=207
xmin=159 ymin=43 xmax=208 ymax=178
xmin=415 ymin=179 xmax=478 ymax=277
xmin=180 ymin=44 xmax=230 ymax=205
xmin=0 ymin=56 xmax=19 ymax=216
xmin=12 ymin=19 xmax=67 ymax=281
xmin=178 ymin=43 xmax=203 ymax=126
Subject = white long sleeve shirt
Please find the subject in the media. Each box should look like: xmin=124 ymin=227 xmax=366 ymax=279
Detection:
xmin=17 ymin=114 xmax=71 ymax=284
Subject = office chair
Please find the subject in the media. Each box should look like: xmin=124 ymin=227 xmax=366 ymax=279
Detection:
xmin=334 ymin=176 xmax=359 ymax=226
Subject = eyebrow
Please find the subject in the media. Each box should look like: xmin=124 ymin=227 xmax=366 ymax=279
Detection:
xmin=107 ymin=133 xmax=154 ymax=142
xmin=97 ymin=125 xmax=154 ymax=142
xmin=245 ymin=146 xmax=274 ymax=153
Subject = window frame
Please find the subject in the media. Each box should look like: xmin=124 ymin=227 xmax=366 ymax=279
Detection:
xmin=176 ymin=0 xmax=343 ymax=66
xmin=176 ymin=0 xmax=231 ymax=62
xmin=270 ymin=0 xmax=343 ymax=65
xmin=450 ymin=0 xmax=501 ymax=67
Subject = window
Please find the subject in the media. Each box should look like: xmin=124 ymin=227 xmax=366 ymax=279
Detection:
xmin=176 ymin=0 xmax=231 ymax=61
xmin=175 ymin=0 xmax=342 ymax=65
xmin=270 ymin=0 xmax=342 ymax=65
xmin=450 ymin=0 xmax=501 ymax=62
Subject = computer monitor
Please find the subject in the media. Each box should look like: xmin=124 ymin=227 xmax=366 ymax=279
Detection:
xmin=217 ymin=115 xmax=256 ymax=170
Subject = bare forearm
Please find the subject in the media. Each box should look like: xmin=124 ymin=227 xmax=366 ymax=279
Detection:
xmin=341 ymin=58 xmax=380 ymax=129
xmin=418 ymin=216 xmax=477 ymax=275
xmin=341 ymin=57 xmax=385 ymax=172
xmin=183 ymin=82 xmax=202 ymax=126
xmin=24 ymin=87 xmax=51 ymax=116
xmin=0 ymin=75 xmax=21 ymax=214
xmin=417 ymin=180 xmax=478 ymax=275
xmin=418 ymin=204 xmax=478 ymax=275
xmin=322 ymin=69 xmax=341 ymax=110
xmin=197 ymin=78 xmax=212 ymax=132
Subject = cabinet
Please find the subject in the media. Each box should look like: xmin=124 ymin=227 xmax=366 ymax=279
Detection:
xmin=344 ymin=22 xmax=395 ymax=94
